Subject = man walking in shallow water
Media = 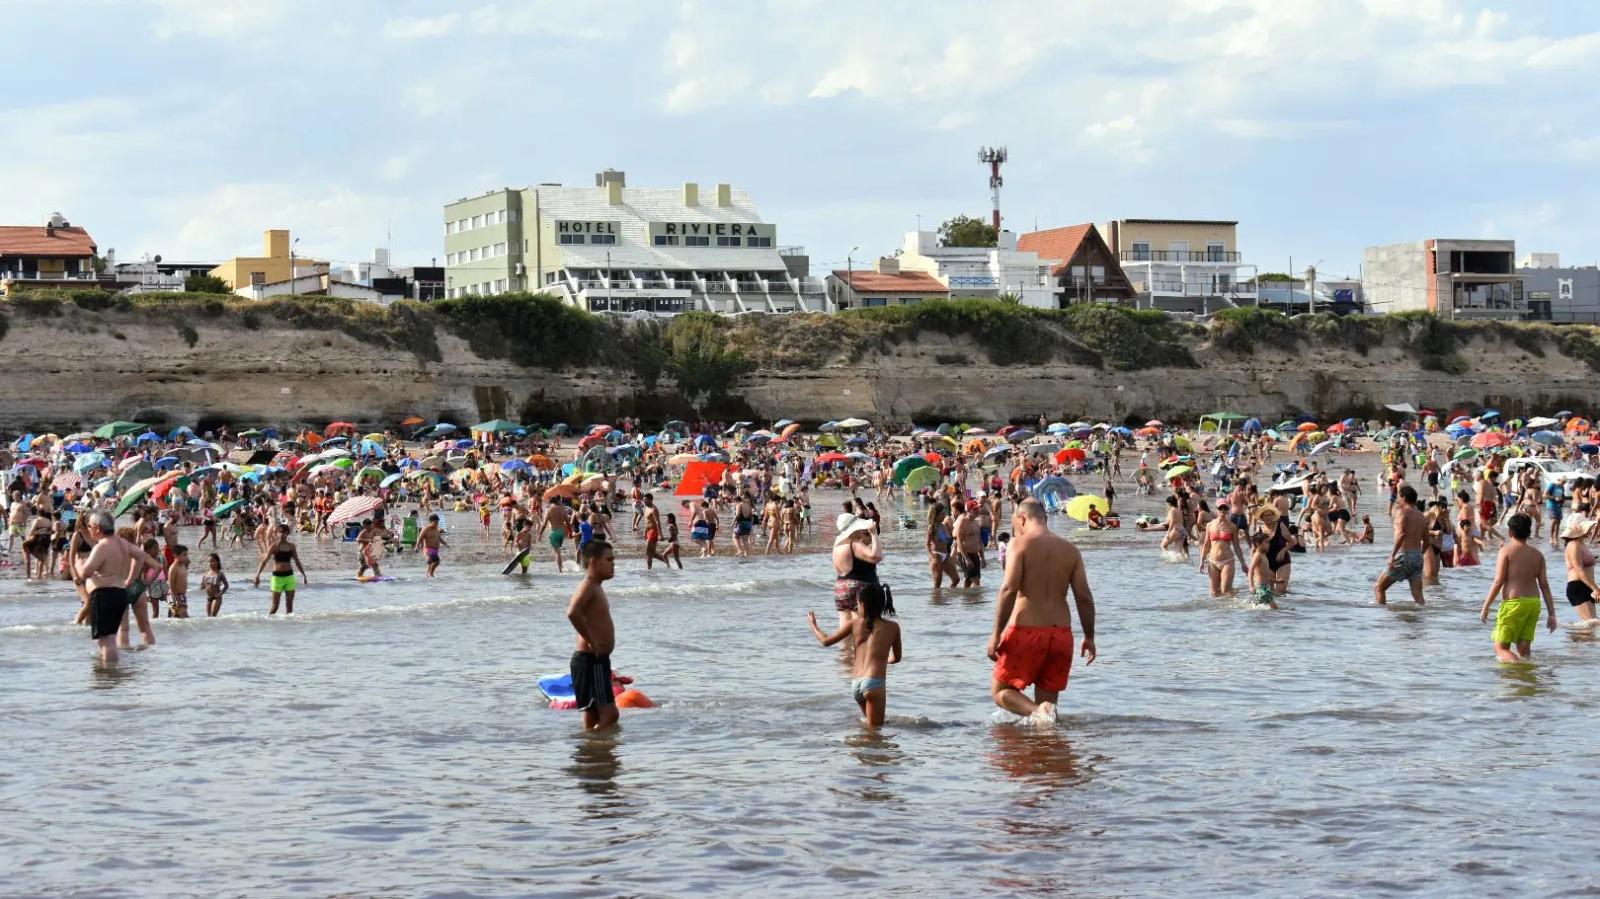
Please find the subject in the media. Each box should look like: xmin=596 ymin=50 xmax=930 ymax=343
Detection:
xmin=988 ymin=499 xmax=1097 ymax=724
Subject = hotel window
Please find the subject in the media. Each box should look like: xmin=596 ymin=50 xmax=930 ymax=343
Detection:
xmin=494 ymin=242 xmax=507 ymax=256
xmin=446 ymin=253 xmax=456 ymax=265
xmin=496 ymin=210 xmax=507 ymax=224
xmin=559 ymin=234 xmax=583 ymax=245
xmin=685 ymin=235 xmax=710 ymax=247
xmin=495 ymin=279 xmax=507 ymax=293
xmin=471 ymin=214 xmax=483 ymax=228
xmin=458 ymin=218 xmax=469 ymax=232
xmin=445 ymin=222 xmax=455 ymax=235
xmin=654 ymin=235 xmax=680 ymax=246
xmin=591 ymin=234 xmax=617 ymax=245
xmin=717 ymin=236 xmax=741 ymax=247
xmin=747 ymin=236 xmax=772 ymax=248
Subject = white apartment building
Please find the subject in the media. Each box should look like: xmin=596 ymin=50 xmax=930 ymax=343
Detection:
xmin=1102 ymin=218 xmax=1257 ymax=314
xmin=442 ymin=170 xmax=827 ymax=314
xmin=893 ymin=230 xmax=1054 ymax=308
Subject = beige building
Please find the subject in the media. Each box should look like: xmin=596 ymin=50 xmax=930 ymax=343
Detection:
xmin=209 ymin=229 xmax=327 ymax=289
xmin=826 ymin=257 xmax=950 ymax=308
xmin=1102 ymin=218 xmax=1256 ymax=313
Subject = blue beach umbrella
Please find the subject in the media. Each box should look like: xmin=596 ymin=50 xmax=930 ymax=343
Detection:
xmin=63 ymin=441 xmax=93 ymax=454
xmin=153 ymin=456 xmax=181 ymax=470
xmin=1531 ymin=431 xmax=1563 ymax=446
xmin=167 ymin=426 xmax=195 ymax=441
xmin=73 ymin=452 xmax=108 ymax=473
xmin=380 ymin=472 xmax=405 ymax=488
xmin=501 ymin=459 xmax=532 ymax=473
xmin=135 ymin=431 xmax=162 ymax=444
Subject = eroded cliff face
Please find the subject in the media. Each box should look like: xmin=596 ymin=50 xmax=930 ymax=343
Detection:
xmin=0 ymin=305 xmax=1592 ymax=430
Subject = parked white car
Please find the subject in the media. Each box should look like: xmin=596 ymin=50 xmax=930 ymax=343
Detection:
xmin=1497 ymin=457 xmax=1587 ymax=491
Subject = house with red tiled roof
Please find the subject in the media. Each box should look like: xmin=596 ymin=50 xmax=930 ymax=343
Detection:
xmin=826 ymin=258 xmax=950 ymax=308
xmin=894 ymin=229 xmax=1056 ymax=308
xmin=0 ymin=213 xmax=99 ymax=294
xmin=1018 ymin=223 xmax=1135 ymax=307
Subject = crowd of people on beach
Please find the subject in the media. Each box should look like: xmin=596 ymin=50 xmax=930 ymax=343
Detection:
xmin=6 ymin=407 xmax=1599 ymax=726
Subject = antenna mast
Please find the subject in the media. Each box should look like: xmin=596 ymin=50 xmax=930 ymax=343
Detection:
xmin=978 ymin=146 xmax=1008 ymax=232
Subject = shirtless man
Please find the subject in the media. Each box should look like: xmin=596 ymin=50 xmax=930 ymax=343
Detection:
xmin=74 ymin=512 xmax=162 ymax=665
xmin=642 ymin=494 xmax=666 ymax=569
xmin=414 ymin=514 xmax=447 ymax=577
xmin=543 ymin=499 xmax=571 ymax=572
xmin=953 ymin=502 xmax=984 ymax=588
xmin=1479 ymin=512 xmax=1558 ymax=661
xmin=1477 ymin=471 xmax=1503 ymax=544
xmin=565 ymin=539 xmax=619 ymax=732
xmin=987 ymin=499 xmax=1098 ymax=724
xmin=1376 ymin=485 xmax=1427 ymax=605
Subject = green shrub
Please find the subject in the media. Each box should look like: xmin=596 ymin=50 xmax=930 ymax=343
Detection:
xmin=176 ymin=323 xmax=199 ymax=347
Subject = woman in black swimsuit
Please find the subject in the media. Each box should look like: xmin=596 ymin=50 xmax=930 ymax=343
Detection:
xmin=253 ymin=525 xmax=307 ymax=615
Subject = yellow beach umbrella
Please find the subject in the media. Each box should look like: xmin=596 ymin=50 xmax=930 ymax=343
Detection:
xmin=1065 ymin=494 xmax=1108 ymax=522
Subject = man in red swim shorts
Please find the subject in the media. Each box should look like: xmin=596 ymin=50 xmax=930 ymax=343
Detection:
xmin=987 ymin=498 xmax=1097 ymax=723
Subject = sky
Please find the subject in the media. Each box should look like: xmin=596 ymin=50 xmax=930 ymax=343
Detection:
xmin=6 ymin=0 xmax=1600 ymax=283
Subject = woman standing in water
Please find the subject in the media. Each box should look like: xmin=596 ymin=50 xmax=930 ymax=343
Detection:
xmin=832 ymin=512 xmax=883 ymax=630
xmin=1562 ymin=517 xmax=1598 ymax=624
xmin=1199 ymin=502 xmax=1247 ymax=597
xmin=254 ymin=523 xmax=308 ymax=614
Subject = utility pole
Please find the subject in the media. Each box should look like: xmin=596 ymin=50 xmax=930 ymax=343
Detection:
xmin=290 ymin=237 xmax=300 ymax=298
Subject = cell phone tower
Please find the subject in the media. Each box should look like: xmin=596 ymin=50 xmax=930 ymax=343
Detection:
xmin=978 ymin=146 xmax=1007 ymax=232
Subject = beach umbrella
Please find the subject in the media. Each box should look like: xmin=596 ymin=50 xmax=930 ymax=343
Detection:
xmin=354 ymin=465 xmax=386 ymax=481
xmin=400 ymin=416 xmax=424 ymax=427
xmin=983 ymin=445 xmax=1012 ymax=461
xmin=51 ymin=471 xmax=85 ymax=493
xmin=1531 ymin=431 xmax=1563 ymax=446
xmin=1526 ymin=416 xmax=1559 ymax=429
xmin=1453 ymin=448 xmax=1479 ymax=462
xmin=1326 ymin=423 xmax=1347 ymax=434
xmin=723 ymin=421 xmax=754 ymax=435
xmin=817 ymin=421 xmax=839 ymax=433
xmin=1135 ymin=427 xmax=1160 ymax=437
xmin=1581 ymin=443 xmax=1600 ymax=455
xmin=543 ymin=483 xmax=578 ymax=502
xmin=358 ymin=439 xmax=387 ymax=457
xmin=1172 ymin=435 xmax=1194 ymax=452
xmin=526 ymin=454 xmax=555 ymax=470
xmin=1166 ymin=465 xmax=1194 ymax=479
xmin=501 ymin=459 xmax=533 ymax=473
xmin=846 ymin=451 xmax=872 ymax=462
xmin=548 ymin=423 xmax=571 ymax=436
xmin=73 ymin=452 xmax=108 ymax=473
xmin=1027 ymin=442 xmax=1062 ymax=456
xmin=1296 ymin=422 xmax=1319 ymax=432
xmin=609 ymin=444 xmax=642 ymax=458
xmin=1144 ymin=420 xmax=1164 ymax=428
xmin=426 ymin=423 xmax=457 ymax=436
xmin=472 ymin=419 xmax=522 ymax=434
xmin=816 ymin=451 xmax=848 ymax=464
xmin=153 ymin=456 xmax=181 ymax=470
xmin=407 ymin=470 xmax=444 ymax=487
xmin=700 ymin=452 xmax=729 ymax=463
xmin=328 ymin=495 xmax=385 ymax=527
xmin=1566 ymin=418 xmax=1591 ymax=433
xmin=379 ymin=472 xmax=405 ymax=488
xmin=745 ymin=433 xmax=772 ymax=445
xmin=237 ymin=429 xmax=264 ymax=439
xmin=1471 ymin=431 xmax=1511 ymax=449
xmin=166 ymin=426 xmax=195 ymax=441
xmin=452 ymin=438 xmax=475 ymax=450
xmin=1054 ymin=448 xmax=1087 ymax=465
xmin=667 ymin=453 xmax=700 ymax=465
xmin=63 ymin=432 xmax=94 ymax=442
xmin=836 ymin=418 xmax=870 ymax=430
xmin=1308 ymin=440 xmax=1334 ymax=456
xmin=116 ymin=460 xmax=155 ymax=489
xmin=325 ymin=421 xmax=358 ymax=435
xmin=94 ymin=421 xmax=145 ymax=439
xmin=902 ymin=465 xmax=941 ymax=492
xmin=1480 ymin=410 xmax=1500 ymax=421
xmin=114 ymin=474 xmax=177 ymax=517
xmin=212 ymin=499 xmax=246 ymax=518
xmin=1065 ymin=494 xmax=1108 ymax=522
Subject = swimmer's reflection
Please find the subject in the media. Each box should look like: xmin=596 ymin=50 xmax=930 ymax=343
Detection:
xmin=1494 ymin=660 xmax=1551 ymax=697
xmin=841 ymin=731 xmax=904 ymax=806
xmin=566 ymin=732 xmax=631 ymax=819
xmin=89 ymin=660 xmax=138 ymax=689
xmin=988 ymin=725 xmax=1089 ymax=819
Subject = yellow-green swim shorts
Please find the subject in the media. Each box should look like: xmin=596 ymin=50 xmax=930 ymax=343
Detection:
xmin=1492 ymin=596 xmax=1542 ymax=645
xmin=270 ymin=573 xmax=297 ymax=593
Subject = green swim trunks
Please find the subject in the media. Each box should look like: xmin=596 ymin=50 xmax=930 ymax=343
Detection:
xmin=1492 ymin=596 xmax=1543 ymax=645
xmin=270 ymin=573 xmax=297 ymax=593
xmin=549 ymin=531 xmax=565 ymax=549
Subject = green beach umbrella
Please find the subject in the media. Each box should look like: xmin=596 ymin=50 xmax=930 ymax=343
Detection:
xmin=114 ymin=474 xmax=173 ymax=517
xmin=213 ymin=499 xmax=246 ymax=518
xmin=471 ymin=419 xmax=523 ymax=433
xmin=1452 ymin=448 xmax=1478 ymax=461
xmin=902 ymin=465 xmax=941 ymax=492
xmin=355 ymin=465 xmax=386 ymax=480
xmin=332 ymin=457 xmax=355 ymax=469
xmin=95 ymin=420 xmax=146 ymax=439
xmin=893 ymin=455 xmax=931 ymax=484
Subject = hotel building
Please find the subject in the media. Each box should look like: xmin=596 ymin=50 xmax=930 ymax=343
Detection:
xmin=442 ymin=170 xmax=828 ymax=314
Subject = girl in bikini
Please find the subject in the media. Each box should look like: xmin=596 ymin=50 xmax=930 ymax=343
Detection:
xmin=1199 ymin=503 xmax=1248 ymax=596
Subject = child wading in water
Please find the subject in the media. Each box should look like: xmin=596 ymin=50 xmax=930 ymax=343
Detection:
xmin=201 ymin=553 xmax=229 ymax=617
xmin=1246 ymin=532 xmax=1279 ymax=609
xmin=806 ymin=582 xmax=902 ymax=728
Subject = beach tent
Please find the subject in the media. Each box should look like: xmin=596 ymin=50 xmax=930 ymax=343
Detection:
xmin=674 ymin=460 xmax=729 ymax=496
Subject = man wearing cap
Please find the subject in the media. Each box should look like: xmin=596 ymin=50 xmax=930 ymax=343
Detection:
xmin=831 ymin=512 xmax=883 ymax=630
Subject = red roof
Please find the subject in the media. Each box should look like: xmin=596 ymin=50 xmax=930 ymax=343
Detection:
xmin=0 ymin=225 xmax=97 ymax=257
xmin=1018 ymin=224 xmax=1093 ymax=275
xmin=830 ymin=269 xmax=948 ymax=294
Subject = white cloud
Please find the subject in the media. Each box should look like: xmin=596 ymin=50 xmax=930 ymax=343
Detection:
xmin=145 ymin=0 xmax=295 ymax=39
xmin=382 ymin=13 xmax=459 ymax=39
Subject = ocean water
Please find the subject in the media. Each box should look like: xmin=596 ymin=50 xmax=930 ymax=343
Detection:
xmin=3 ymin=476 xmax=1600 ymax=897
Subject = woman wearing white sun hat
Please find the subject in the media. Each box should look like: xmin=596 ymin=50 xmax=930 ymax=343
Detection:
xmin=831 ymin=512 xmax=883 ymax=630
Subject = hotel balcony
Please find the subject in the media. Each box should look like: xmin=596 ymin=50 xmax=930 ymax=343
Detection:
xmin=1120 ymin=250 xmax=1243 ymax=263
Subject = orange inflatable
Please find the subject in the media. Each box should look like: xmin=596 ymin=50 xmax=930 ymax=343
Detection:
xmin=615 ymin=689 xmax=654 ymax=709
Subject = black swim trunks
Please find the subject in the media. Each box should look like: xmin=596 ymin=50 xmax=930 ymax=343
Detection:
xmin=1567 ymin=580 xmax=1595 ymax=608
xmin=570 ymin=651 xmax=615 ymax=710
xmin=88 ymin=587 xmax=129 ymax=640
xmin=958 ymin=551 xmax=982 ymax=577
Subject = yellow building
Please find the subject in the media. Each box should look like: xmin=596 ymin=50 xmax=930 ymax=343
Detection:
xmin=1100 ymin=218 xmax=1255 ymax=313
xmin=209 ymin=229 xmax=326 ymax=289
